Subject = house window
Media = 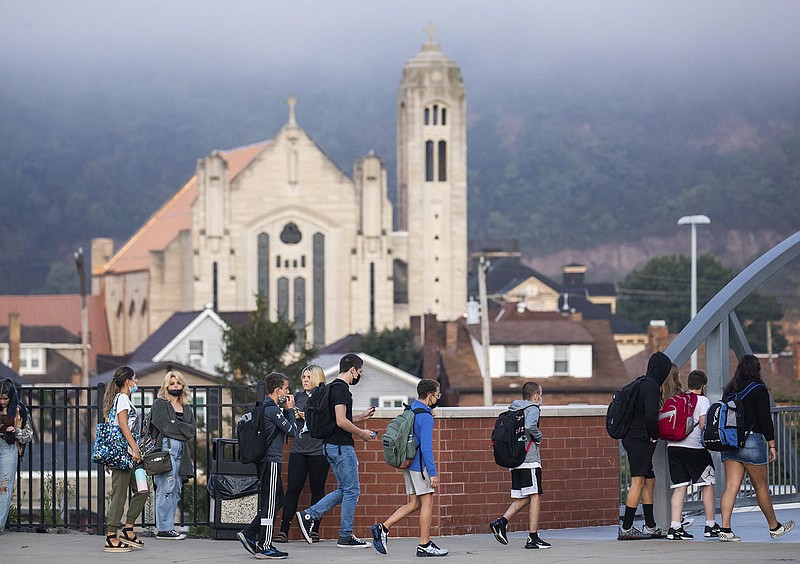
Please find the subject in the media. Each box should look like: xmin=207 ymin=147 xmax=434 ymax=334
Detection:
xmin=554 ymin=346 xmax=569 ymax=375
xmin=11 ymin=347 xmax=46 ymax=375
xmin=504 ymin=346 xmax=519 ymax=375
xmin=188 ymin=339 xmax=205 ymax=368
xmin=193 ymin=391 xmax=207 ymax=430
xmin=379 ymin=396 xmax=407 ymax=408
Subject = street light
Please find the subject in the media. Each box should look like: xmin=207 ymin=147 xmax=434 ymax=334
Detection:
xmin=677 ymin=215 xmax=711 ymax=370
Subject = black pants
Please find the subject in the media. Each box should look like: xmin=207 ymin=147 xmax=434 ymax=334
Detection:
xmin=243 ymin=461 xmax=284 ymax=547
xmin=280 ymin=452 xmax=330 ymax=533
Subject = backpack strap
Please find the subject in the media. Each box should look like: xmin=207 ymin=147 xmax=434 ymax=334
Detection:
xmin=737 ymin=381 xmax=762 ymax=400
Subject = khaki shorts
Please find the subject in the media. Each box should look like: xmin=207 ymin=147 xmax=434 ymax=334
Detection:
xmin=403 ymin=469 xmax=435 ymax=495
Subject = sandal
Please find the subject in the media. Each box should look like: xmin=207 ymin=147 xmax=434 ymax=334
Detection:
xmin=120 ymin=527 xmax=144 ymax=549
xmin=274 ymin=531 xmax=288 ymax=543
xmin=104 ymin=535 xmax=132 ymax=553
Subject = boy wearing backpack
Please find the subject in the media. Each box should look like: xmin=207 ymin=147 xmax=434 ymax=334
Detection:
xmin=237 ymin=372 xmax=297 ymax=560
xmin=488 ymin=382 xmax=550 ymax=550
xmin=664 ymin=369 xmax=719 ymax=540
xmin=370 ymin=379 xmax=448 ymax=557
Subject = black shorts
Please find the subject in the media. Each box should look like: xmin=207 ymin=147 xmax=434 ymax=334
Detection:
xmin=622 ymin=436 xmax=656 ymax=479
xmin=667 ymin=446 xmax=715 ymax=488
xmin=510 ymin=467 xmax=543 ymax=498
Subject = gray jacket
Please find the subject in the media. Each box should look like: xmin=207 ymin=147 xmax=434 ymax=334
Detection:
xmin=150 ymin=397 xmax=196 ymax=479
xmin=509 ymin=399 xmax=542 ymax=466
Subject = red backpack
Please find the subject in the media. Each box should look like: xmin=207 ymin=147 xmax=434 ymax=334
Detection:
xmin=658 ymin=392 xmax=699 ymax=441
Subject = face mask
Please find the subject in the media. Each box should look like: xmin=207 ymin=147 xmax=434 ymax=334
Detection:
xmin=351 ymin=375 xmax=361 ymax=386
xmin=168 ymin=389 xmax=184 ymax=397
xmin=129 ymin=383 xmax=138 ymax=394
xmin=429 ymin=399 xmax=439 ymax=410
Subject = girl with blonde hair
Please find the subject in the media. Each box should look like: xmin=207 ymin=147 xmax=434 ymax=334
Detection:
xmin=149 ymin=370 xmax=196 ymax=540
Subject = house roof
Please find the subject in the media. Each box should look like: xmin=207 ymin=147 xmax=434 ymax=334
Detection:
xmin=468 ymin=256 xmax=562 ymax=297
xmin=311 ymin=352 xmax=420 ymax=387
xmin=102 ymin=141 xmax=271 ymax=275
xmin=0 ymin=325 xmax=80 ymax=344
xmin=558 ymin=294 xmax=643 ymax=333
xmin=0 ymin=362 xmax=23 ymax=385
xmin=89 ymin=361 xmax=219 ymax=387
xmin=316 ymin=333 xmax=364 ymax=355
xmin=467 ymin=319 xmax=595 ymax=345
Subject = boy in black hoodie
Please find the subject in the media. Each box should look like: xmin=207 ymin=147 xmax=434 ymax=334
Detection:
xmin=618 ymin=351 xmax=671 ymax=540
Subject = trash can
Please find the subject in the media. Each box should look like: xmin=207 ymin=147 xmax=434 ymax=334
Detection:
xmin=208 ymin=438 xmax=259 ymax=540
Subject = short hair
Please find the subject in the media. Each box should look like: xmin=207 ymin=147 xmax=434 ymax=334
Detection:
xmin=417 ymin=378 xmax=440 ymax=399
xmin=302 ymin=364 xmax=326 ymax=388
xmin=522 ymin=381 xmax=541 ymax=400
xmin=158 ymin=370 xmax=190 ymax=405
xmin=687 ymin=369 xmax=708 ymax=390
xmin=265 ymin=371 xmax=288 ymax=395
xmin=339 ymin=353 xmax=363 ymax=374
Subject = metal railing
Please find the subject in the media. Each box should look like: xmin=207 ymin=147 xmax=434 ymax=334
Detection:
xmin=7 ymin=383 xmax=261 ymax=534
xmin=620 ymin=406 xmax=800 ymax=510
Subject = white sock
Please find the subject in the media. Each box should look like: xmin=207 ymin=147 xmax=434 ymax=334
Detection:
xmin=670 ymin=521 xmax=681 ymax=529
xmin=706 ymin=520 xmax=716 ymax=527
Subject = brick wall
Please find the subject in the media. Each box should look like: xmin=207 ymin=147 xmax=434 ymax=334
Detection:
xmin=280 ymin=406 xmax=618 ymax=540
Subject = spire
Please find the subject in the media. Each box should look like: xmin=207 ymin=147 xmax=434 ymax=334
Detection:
xmin=423 ymin=21 xmax=439 ymax=50
xmin=286 ymin=95 xmax=298 ymax=127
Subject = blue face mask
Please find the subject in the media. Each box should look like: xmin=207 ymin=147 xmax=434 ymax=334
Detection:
xmin=129 ymin=382 xmax=138 ymax=394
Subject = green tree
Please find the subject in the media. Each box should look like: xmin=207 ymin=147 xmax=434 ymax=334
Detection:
xmin=617 ymin=254 xmax=786 ymax=353
xmin=360 ymin=327 xmax=421 ymax=375
xmin=218 ymin=294 xmax=316 ymax=387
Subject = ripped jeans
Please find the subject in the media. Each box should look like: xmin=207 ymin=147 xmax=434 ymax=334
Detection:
xmin=153 ymin=438 xmax=183 ymax=532
xmin=0 ymin=440 xmax=18 ymax=532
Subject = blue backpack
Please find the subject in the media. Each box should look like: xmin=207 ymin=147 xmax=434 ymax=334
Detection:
xmin=702 ymin=381 xmax=762 ymax=451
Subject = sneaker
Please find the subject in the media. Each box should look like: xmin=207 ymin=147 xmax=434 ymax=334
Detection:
xmin=237 ymin=530 xmax=259 ymax=555
xmin=525 ymin=536 xmax=551 ymax=549
xmin=255 ymin=545 xmax=288 ymax=560
xmin=371 ymin=523 xmax=388 ymax=555
xmin=337 ymin=534 xmax=370 ymax=548
xmin=309 ymin=532 xmax=320 ymax=543
xmin=617 ymin=526 xmax=652 ymax=540
xmin=718 ymin=531 xmax=741 ymax=542
xmin=156 ymin=530 xmax=186 ymax=540
xmin=273 ymin=531 xmax=288 ymax=543
xmin=681 ymin=516 xmax=695 ymax=528
xmin=666 ymin=527 xmax=693 ymax=540
xmin=643 ymin=525 xmax=667 ymax=539
xmin=489 ymin=518 xmax=508 ymax=545
xmin=416 ymin=542 xmax=449 ymax=557
xmin=704 ymin=523 xmax=720 ymax=538
xmin=296 ymin=511 xmax=317 ymax=545
xmin=770 ymin=520 xmax=795 ymax=539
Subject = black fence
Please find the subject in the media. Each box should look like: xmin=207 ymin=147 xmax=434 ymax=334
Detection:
xmin=7 ymin=383 xmax=262 ymax=534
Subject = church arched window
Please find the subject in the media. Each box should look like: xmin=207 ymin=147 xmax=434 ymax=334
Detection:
xmin=438 ymin=141 xmax=447 ymax=181
xmin=425 ymin=141 xmax=434 ymax=181
xmin=441 ymin=108 xmax=447 ymax=126
xmin=424 ymin=108 xmax=429 ymax=125
xmin=433 ymin=105 xmax=438 ymax=125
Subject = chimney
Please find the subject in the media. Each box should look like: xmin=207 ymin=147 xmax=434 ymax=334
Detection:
xmin=91 ymin=237 xmax=114 ymax=275
xmin=647 ymin=320 xmax=669 ymax=354
xmin=793 ymin=341 xmax=800 ymax=382
xmin=562 ymin=263 xmax=587 ymax=287
xmin=446 ymin=321 xmax=459 ymax=353
xmin=8 ymin=311 xmax=20 ymax=373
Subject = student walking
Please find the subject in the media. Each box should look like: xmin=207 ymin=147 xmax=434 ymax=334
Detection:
xmin=489 ymin=381 xmax=551 ymax=550
xmin=237 ymin=372 xmax=297 ymax=559
xmin=370 ymin=379 xmax=448 ymax=557
xmin=149 ymin=370 xmax=196 ymax=540
xmin=103 ymin=366 xmax=149 ymax=553
xmin=275 ymin=365 xmax=330 ymax=543
xmin=664 ymin=369 xmax=719 ymax=540
xmin=618 ymin=351 xmax=671 ymax=540
xmin=718 ymin=355 xmax=795 ymax=542
xmin=0 ymin=378 xmax=33 ymax=533
xmin=296 ymin=353 xmax=377 ymax=548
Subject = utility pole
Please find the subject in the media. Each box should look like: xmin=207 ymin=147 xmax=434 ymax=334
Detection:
xmin=478 ymin=256 xmax=493 ymax=406
xmin=74 ymin=248 xmax=89 ymax=392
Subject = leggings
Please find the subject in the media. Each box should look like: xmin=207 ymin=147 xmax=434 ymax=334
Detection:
xmin=280 ymin=452 xmax=330 ymax=533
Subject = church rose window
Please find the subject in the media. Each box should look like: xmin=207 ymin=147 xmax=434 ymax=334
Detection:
xmin=280 ymin=222 xmax=302 ymax=244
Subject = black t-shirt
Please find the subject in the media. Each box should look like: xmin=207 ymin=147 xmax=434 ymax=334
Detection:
xmin=326 ymin=379 xmax=354 ymax=446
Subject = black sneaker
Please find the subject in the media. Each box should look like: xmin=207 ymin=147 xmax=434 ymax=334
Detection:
xmin=156 ymin=530 xmax=186 ymax=540
xmin=704 ymin=523 xmax=720 ymax=538
xmin=667 ymin=527 xmax=692 ymax=540
xmin=296 ymin=510 xmax=317 ymax=545
xmin=255 ymin=545 xmax=288 ymax=560
xmin=416 ymin=541 xmax=449 ymax=557
xmin=525 ymin=536 xmax=551 ymax=549
xmin=237 ymin=530 xmax=259 ymax=555
xmin=337 ymin=534 xmax=370 ymax=548
xmin=489 ymin=518 xmax=508 ymax=545
xmin=371 ymin=523 xmax=388 ymax=555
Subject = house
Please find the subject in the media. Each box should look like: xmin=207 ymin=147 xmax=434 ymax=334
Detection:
xmin=0 ymin=325 xmax=82 ymax=385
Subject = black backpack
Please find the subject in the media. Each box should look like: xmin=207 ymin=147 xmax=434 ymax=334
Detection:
xmin=305 ymin=381 xmax=338 ymax=440
xmin=491 ymin=406 xmax=534 ymax=468
xmin=237 ymin=402 xmax=267 ymax=464
xmin=606 ymin=376 xmax=645 ymax=439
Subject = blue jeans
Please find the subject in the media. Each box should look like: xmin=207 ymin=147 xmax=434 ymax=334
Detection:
xmin=153 ymin=438 xmax=183 ymax=532
xmin=307 ymin=443 xmax=360 ymax=537
xmin=0 ymin=440 xmax=19 ymax=532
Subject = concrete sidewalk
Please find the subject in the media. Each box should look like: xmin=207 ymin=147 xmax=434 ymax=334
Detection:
xmin=1 ymin=505 xmax=798 ymax=564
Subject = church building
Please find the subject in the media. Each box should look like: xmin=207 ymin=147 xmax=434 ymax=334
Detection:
xmin=92 ymin=30 xmax=468 ymax=355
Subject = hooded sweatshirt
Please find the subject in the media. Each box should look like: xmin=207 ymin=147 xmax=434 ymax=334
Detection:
xmin=626 ymin=351 xmax=672 ymax=440
xmin=509 ymin=398 xmax=543 ymax=467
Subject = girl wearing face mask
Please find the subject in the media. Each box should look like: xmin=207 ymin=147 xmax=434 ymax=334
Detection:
xmin=103 ymin=366 xmax=148 ymax=552
xmin=149 ymin=370 xmax=196 ymax=540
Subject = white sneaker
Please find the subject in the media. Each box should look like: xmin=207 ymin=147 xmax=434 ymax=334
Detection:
xmin=770 ymin=521 xmax=795 ymax=539
xmin=719 ymin=531 xmax=741 ymax=542
xmin=416 ymin=542 xmax=449 ymax=557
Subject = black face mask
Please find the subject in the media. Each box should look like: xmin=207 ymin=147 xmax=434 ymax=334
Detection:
xmin=168 ymin=389 xmax=184 ymax=397
xmin=429 ymin=400 xmax=439 ymax=410
xmin=351 ymin=375 xmax=361 ymax=386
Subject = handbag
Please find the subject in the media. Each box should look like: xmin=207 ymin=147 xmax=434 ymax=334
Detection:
xmin=142 ymin=448 xmax=172 ymax=475
xmin=139 ymin=408 xmax=173 ymax=475
xmin=92 ymin=394 xmax=135 ymax=471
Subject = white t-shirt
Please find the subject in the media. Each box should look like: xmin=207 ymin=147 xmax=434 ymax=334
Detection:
xmin=667 ymin=393 xmax=709 ymax=449
xmin=113 ymin=393 xmax=140 ymax=438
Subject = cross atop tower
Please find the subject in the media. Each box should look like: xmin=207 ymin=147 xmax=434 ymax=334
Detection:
xmin=424 ymin=22 xmax=437 ymax=44
xmin=286 ymin=95 xmax=298 ymax=127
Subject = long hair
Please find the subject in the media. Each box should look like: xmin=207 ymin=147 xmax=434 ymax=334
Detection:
xmin=302 ymin=365 xmax=326 ymax=388
xmin=158 ymin=370 xmax=189 ymax=405
xmin=103 ymin=366 xmax=135 ymax=415
xmin=723 ymin=354 xmax=766 ymax=396
xmin=660 ymin=364 xmax=682 ymax=406
xmin=0 ymin=378 xmax=20 ymax=420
